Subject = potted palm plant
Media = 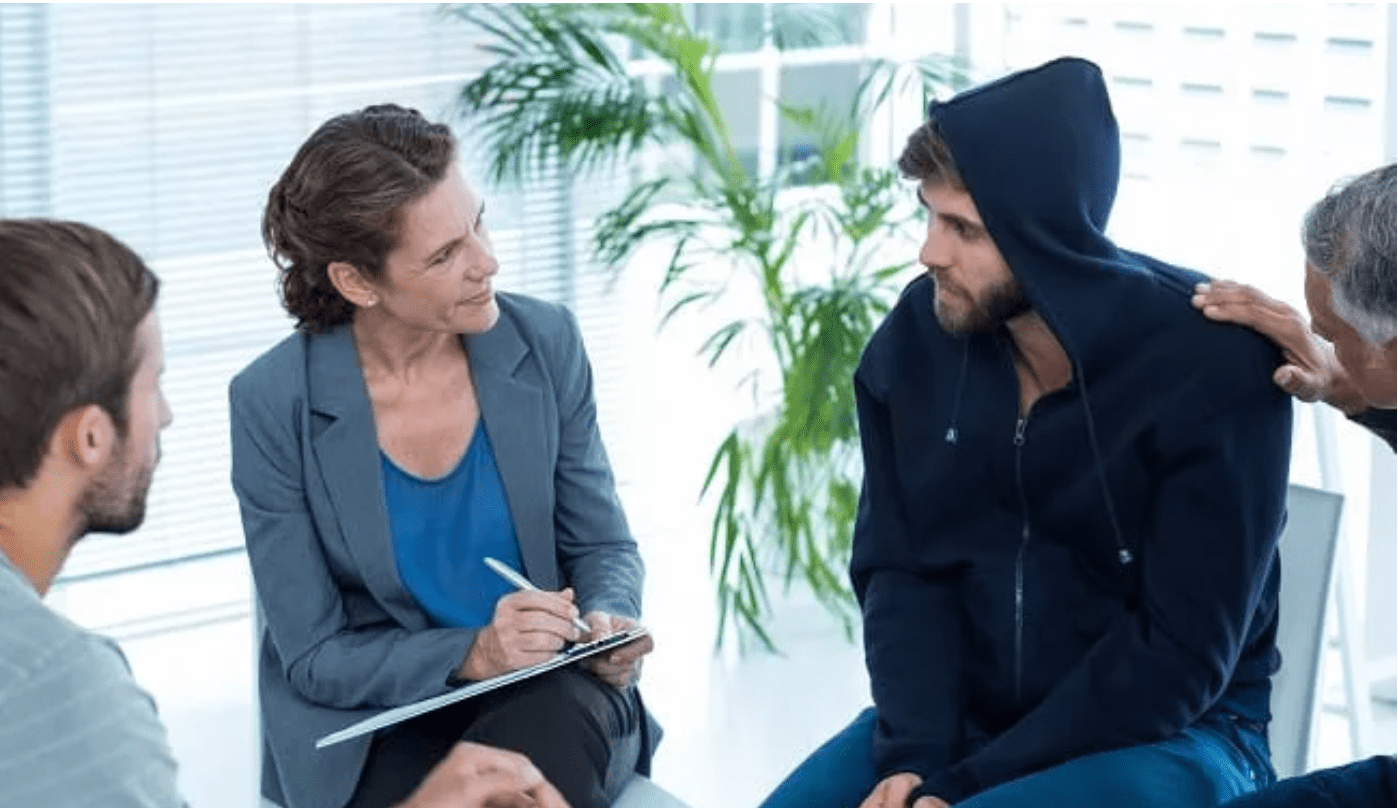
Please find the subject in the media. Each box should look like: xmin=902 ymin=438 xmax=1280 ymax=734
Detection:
xmin=452 ymin=2 xmax=961 ymax=651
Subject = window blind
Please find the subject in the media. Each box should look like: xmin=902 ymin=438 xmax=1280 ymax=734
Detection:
xmin=0 ymin=4 xmax=597 ymax=582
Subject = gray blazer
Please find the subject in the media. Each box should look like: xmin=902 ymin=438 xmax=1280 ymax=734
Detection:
xmin=230 ymin=293 xmax=654 ymax=808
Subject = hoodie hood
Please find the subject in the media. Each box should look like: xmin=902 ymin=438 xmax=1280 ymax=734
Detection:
xmin=929 ymin=56 xmax=1168 ymax=376
xmin=929 ymin=58 xmax=1152 ymax=565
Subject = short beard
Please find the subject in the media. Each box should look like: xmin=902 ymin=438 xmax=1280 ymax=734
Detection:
xmin=934 ymin=275 xmax=1032 ymax=335
xmin=75 ymin=435 xmax=154 ymax=541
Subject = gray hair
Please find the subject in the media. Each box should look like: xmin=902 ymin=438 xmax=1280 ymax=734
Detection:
xmin=1302 ymin=164 xmax=1396 ymax=346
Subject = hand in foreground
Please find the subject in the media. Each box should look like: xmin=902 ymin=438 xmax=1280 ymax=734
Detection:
xmin=579 ymin=611 xmax=655 ymax=688
xmin=1193 ymin=280 xmax=1369 ymax=415
xmin=858 ymin=773 xmax=949 ymax=808
xmin=397 ymin=742 xmax=570 ymax=808
xmin=460 ymin=589 xmax=584 ymax=681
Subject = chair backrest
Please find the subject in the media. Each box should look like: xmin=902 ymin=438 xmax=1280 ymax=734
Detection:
xmin=1270 ymin=483 xmax=1345 ymax=779
xmin=611 ymin=774 xmax=692 ymax=808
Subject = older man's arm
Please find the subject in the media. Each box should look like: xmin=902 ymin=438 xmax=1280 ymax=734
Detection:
xmin=1193 ymin=280 xmax=1395 ymax=450
xmin=1192 ymin=280 xmax=1371 ymax=414
xmin=1349 ymin=408 xmax=1397 ymax=450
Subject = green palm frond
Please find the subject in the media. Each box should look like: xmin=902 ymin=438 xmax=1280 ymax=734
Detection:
xmin=455 ymin=4 xmax=665 ymax=183
xmin=453 ymin=2 xmax=957 ymax=652
xmin=595 ymin=177 xmax=693 ymax=268
xmin=858 ymin=55 xmax=974 ymax=116
xmin=769 ymin=3 xmax=862 ymax=51
xmin=456 ymin=3 xmax=745 ymax=185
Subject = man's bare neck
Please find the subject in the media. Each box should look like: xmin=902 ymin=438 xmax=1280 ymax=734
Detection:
xmin=1005 ymin=311 xmax=1073 ymax=413
xmin=0 ymin=487 xmax=78 ymax=596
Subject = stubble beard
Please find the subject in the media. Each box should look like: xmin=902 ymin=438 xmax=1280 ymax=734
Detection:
xmin=933 ymin=276 xmax=1032 ymax=336
xmin=75 ymin=436 xmax=157 ymax=541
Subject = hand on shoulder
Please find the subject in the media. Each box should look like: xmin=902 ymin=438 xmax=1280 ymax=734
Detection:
xmin=1193 ymin=280 xmax=1369 ymax=415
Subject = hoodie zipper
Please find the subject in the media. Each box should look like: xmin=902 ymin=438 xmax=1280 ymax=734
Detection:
xmin=1013 ymin=413 xmax=1030 ymax=706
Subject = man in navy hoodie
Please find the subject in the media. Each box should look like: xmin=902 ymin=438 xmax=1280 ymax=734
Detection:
xmin=759 ymin=57 xmax=1292 ymax=808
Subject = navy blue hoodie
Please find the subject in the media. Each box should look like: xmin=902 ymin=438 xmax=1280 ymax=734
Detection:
xmin=851 ymin=58 xmax=1293 ymax=802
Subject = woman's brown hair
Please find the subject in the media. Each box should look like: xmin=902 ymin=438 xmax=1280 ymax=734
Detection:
xmin=263 ymin=104 xmax=457 ymax=332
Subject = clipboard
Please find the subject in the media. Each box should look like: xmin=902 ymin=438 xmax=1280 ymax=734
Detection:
xmin=315 ymin=626 xmax=649 ymax=749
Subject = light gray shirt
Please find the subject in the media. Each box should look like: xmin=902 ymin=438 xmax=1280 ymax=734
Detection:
xmin=0 ymin=552 xmax=185 ymax=808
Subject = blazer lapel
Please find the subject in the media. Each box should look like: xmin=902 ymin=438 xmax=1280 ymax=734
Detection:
xmin=306 ymin=324 xmax=429 ymax=631
xmin=467 ymin=310 xmax=558 ymax=590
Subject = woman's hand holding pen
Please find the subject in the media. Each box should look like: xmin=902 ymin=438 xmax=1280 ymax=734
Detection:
xmin=580 ymin=612 xmax=655 ymax=688
xmin=458 ymin=588 xmax=585 ymax=681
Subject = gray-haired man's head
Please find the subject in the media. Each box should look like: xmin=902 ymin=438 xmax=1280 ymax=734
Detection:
xmin=1302 ymin=164 xmax=1396 ymax=346
xmin=1301 ymin=163 xmax=1396 ymax=409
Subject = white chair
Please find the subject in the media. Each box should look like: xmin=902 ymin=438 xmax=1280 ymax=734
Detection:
xmin=1269 ymin=483 xmax=1345 ymax=779
xmin=610 ymin=776 xmax=689 ymax=808
xmin=252 ymin=600 xmax=688 ymax=808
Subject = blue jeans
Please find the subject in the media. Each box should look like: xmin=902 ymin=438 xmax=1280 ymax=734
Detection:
xmin=758 ymin=707 xmax=1275 ymax=808
xmin=1220 ymin=755 xmax=1395 ymax=808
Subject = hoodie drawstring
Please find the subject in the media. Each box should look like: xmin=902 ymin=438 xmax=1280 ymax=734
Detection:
xmin=945 ymin=336 xmax=967 ymax=444
xmin=945 ymin=341 xmax=971 ymax=445
xmin=1075 ymin=360 xmax=1133 ymax=566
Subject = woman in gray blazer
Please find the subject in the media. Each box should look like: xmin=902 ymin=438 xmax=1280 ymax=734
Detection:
xmin=230 ymin=105 xmax=657 ymax=808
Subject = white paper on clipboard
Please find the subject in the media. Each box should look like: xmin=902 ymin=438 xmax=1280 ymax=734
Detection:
xmin=315 ymin=626 xmax=649 ymax=749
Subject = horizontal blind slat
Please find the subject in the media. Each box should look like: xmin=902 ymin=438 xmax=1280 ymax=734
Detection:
xmin=22 ymin=4 xmax=591 ymax=581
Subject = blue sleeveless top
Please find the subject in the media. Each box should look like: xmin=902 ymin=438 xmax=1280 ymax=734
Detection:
xmin=381 ymin=422 xmax=525 ymax=629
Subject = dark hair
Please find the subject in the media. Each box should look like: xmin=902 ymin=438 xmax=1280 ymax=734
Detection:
xmin=1302 ymin=163 xmax=1397 ymax=345
xmin=0 ymin=220 xmax=159 ymax=490
xmin=263 ymin=104 xmax=457 ymax=333
xmin=897 ymin=119 xmax=965 ymax=190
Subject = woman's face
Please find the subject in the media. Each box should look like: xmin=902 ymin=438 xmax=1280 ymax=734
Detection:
xmin=370 ymin=165 xmax=500 ymax=335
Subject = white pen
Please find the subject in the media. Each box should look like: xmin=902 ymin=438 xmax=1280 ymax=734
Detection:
xmin=483 ymin=556 xmax=592 ymax=635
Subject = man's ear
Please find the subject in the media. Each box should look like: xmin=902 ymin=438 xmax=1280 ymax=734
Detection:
xmin=327 ymin=262 xmax=379 ymax=309
xmin=54 ymin=404 xmax=117 ymax=472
